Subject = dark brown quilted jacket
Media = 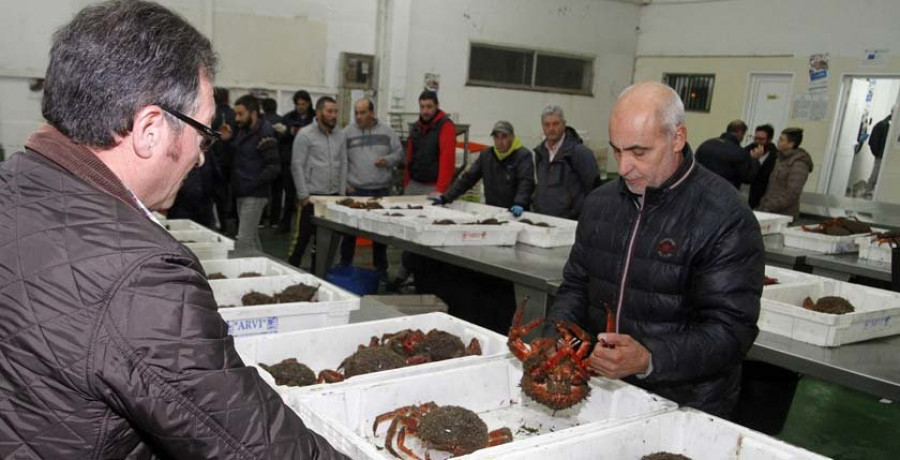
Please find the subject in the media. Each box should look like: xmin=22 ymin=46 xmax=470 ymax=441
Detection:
xmin=0 ymin=125 xmax=348 ymax=459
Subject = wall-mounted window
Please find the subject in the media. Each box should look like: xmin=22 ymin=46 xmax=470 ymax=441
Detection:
xmin=467 ymin=43 xmax=594 ymax=96
xmin=663 ymin=73 xmax=715 ymax=112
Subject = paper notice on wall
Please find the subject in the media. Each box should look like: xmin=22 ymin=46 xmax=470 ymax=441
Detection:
xmin=792 ymin=92 xmax=829 ymax=121
xmin=861 ymin=49 xmax=889 ymax=67
xmin=424 ymin=73 xmax=440 ymax=92
xmin=808 ymin=53 xmax=829 ymax=91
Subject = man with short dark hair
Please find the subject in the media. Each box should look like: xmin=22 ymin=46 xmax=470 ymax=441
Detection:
xmin=758 ymin=127 xmax=813 ymax=218
xmin=221 ymin=94 xmax=281 ymax=252
xmin=695 ymin=119 xmax=763 ymax=189
xmin=340 ymin=98 xmax=403 ymax=277
xmin=405 ymin=90 xmax=457 ymax=195
xmin=0 ymin=1 xmax=346 ymax=458
xmin=746 ymin=124 xmax=778 ymax=209
xmin=289 ymin=96 xmax=347 ymax=268
xmin=435 ymin=120 xmax=535 ymax=216
xmin=549 ymin=82 xmax=763 ymax=418
xmin=532 ymin=105 xmax=599 ymax=219
xmin=273 ymin=90 xmax=317 ymax=232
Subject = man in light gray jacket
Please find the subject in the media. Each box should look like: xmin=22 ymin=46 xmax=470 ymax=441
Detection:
xmin=340 ymin=98 xmax=403 ymax=278
xmin=288 ymin=96 xmax=347 ymax=268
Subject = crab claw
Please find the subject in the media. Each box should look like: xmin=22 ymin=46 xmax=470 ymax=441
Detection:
xmin=802 ymin=296 xmax=816 ymax=311
xmin=406 ymin=355 xmax=431 ymax=365
xmin=466 ymin=338 xmax=482 ymax=356
xmin=316 ymin=369 xmax=344 ymax=384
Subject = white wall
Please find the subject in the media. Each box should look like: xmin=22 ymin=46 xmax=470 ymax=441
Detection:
xmin=384 ymin=0 xmax=641 ymax=163
xmin=634 ymin=0 xmax=900 ymax=198
xmin=638 ymin=0 xmax=900 ymax=58
xmin=0 ymin=0 xmax=376 ymax=155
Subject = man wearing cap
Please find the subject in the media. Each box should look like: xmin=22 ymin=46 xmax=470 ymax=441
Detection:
xmin=432 ymin=120 xmax=535 ymax=215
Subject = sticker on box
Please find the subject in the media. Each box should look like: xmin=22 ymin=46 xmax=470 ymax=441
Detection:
xmin=228 ymin=316 xmax=279 ymax=336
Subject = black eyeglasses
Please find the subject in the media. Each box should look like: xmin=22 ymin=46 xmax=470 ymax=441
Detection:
xmin=157 ymin=103 xmax=220 ymax=152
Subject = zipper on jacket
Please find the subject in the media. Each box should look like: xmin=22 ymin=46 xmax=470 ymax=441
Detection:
xmin=615 ymin=199 xmax=644 ymax=333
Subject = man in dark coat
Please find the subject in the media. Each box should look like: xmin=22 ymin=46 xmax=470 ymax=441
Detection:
xmin=221 ymin=94 xmax=281 ymax=252
xmin=0 ymin=1 xmax=347 ymax=458
xmin=532 ymin=106 xmax=599 ymax=219
xmin=547 ymin=82 xmax=764 ymax=418
xmin=745 ymin=124 xmax=779 ymax=209
xmin=435 ymin=120 xmax=535 ymax=215
xmin=695 ymin=119 xmax=764 ymax=189
xmin=866 ymin=113 xmax=891 ymax=195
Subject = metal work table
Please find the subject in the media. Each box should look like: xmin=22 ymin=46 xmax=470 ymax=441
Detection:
xmin=312 ymin=216 xmax=568 ymax=324
xmin=805 ymin=252 xmax=892 ymax=283
xmin=750 ymin=331 xmax=900 ymax=401
xmin=309 ymin=215 xmax=900 ymax=401
xmin=799 ymin=192 xmax=900 ymax=230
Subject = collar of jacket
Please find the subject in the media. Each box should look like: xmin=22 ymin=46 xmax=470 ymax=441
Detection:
xmin=416 ymin=110 xmax=447 ymax=132
xmin=617 ymin=145 xmax=697 ymax=204
xmin=720 ymin=132 xmax=741 ymax=145
xmin=25 ymin=123 xmax=142 ymax=213
xmin=538 ymin=133 xmax=580 ymax=160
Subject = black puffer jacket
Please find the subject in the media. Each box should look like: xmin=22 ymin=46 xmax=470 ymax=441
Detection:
xmin=548 ymin=149 xmax=764 ymax=417
xmin=227 ymin=119 xmax=281 ymax=198
xmin=0 ymin=125 xmax=347 ymax=459
xmin=443 ymin=145 xmax=535 ymax=208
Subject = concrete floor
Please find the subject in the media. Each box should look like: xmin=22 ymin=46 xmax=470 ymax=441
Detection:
xmin=257 ymin=225 xmax=899 ymax=460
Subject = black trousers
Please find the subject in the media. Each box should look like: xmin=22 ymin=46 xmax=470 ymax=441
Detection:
xmin=288 ymin=203 xmax=316 ymax=268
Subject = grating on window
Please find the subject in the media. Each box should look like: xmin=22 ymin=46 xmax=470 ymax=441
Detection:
xmin=662 ymin=74 xmax=715 ymax=112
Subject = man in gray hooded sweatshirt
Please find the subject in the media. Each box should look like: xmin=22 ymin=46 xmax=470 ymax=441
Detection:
xmin=340 ymin=98 xmax=403 ymax=277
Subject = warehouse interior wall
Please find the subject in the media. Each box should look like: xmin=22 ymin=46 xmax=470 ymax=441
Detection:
xmin=383 ymin=0 xmax=641 ymax=165
xmin=634 ymin=0 xmax=900 ymax=200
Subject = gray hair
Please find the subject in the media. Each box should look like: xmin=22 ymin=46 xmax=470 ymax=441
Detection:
xmin=540 ymin=105 xmax=566 ymax=123
xmin=43 ymin=0 xmax=218 ymax=148
xmin=618 ymin=83 xmax=685 ymax=134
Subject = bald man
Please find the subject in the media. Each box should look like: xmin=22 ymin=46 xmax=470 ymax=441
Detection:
xmin=547 ymin=82 xmax=764 ymax=418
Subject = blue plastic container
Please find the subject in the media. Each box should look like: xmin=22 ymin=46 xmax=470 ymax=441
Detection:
xmin=325 ymin=265 xmax=379 ymax=296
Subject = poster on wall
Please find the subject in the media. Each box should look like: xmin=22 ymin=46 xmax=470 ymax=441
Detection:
xmin=792 ymin=92 xmax=829 ymax=121
xmin=861 ymin=49 xmax=889 ymax=67
xmin=808 ymin=53 xmax=829 ymax=91
xmin=424 ymin=73 xmax=440 ymax=92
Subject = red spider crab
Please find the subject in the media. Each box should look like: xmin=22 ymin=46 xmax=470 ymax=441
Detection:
xmin=381 ymin=328 xmax=482 ymax=363
xmin=373 ymin=402 xmax=513 ymax=459
xmin=507 ymin=303 xmax=597 ymax=411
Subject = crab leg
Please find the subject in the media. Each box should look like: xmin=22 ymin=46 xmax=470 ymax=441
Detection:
xmin=488 ymin=427 xmax=514 ymax=446
xmin=396 ymin=423 xmax=423 ymax=460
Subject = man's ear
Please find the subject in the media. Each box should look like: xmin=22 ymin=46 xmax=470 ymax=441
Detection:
xmin=673 ymin=124 xmax=687 ymax=153
xmin=131 ymin=105 xmax=167 ymax=160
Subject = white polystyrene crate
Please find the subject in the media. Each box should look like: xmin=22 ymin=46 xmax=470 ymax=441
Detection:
xmin=856 ymin=233 xmax=898 ymax=263
xmin=764 ymin=265 xmax=829 ymax=289
xmin=293 ymin=355 xmax=677 ymax=460
xmin=311 ymin=195 xmax=430 ymax=216
xmin=358 ymin=207 xmax=475 ymax=237
xmin=162 ymin=219 xmax=207 ymax=232
xmin=492 ymin=409 xmax=829 ymax=460
xmin=169 ymin=229 xmax=235 ymax=260
xmin=209 ymin=274 xmax=359 ymax=337
xmin=760 ymin=279 xmax=900 ymax=346
xmin=781 ymin=225 xmax=885 ymax=254
xmin=395 ymin=218 xmax=521 ymax=246
xmin=201 ymin=257 xmax=301 ymax=279
xmin=234 ymin=312 xmax=508 ymax=398
xmin=753 ymin=211 xmax=793 ymax=236
xmin=447 ymin=202 xmax=577 ymax=248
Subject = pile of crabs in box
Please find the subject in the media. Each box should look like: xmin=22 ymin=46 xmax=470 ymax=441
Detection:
xmin=150 ymin=199 xmax=900 ymax=459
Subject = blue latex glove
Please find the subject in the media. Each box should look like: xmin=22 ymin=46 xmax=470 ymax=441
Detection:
xmin=430 ymin=195 xmax=448 ymax=206
xmin=510 ymin=205 xmax=524 ymax=217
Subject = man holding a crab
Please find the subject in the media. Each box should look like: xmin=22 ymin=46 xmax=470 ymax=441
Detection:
xmin=547 ymin=82 xmax=765 ymax=418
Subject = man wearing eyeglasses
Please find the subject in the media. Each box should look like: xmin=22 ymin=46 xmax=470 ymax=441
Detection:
xmin=220 ymin=94 xmax=281 ymax=253
xmin=0 ymin=1 xmax=347 ymax=458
